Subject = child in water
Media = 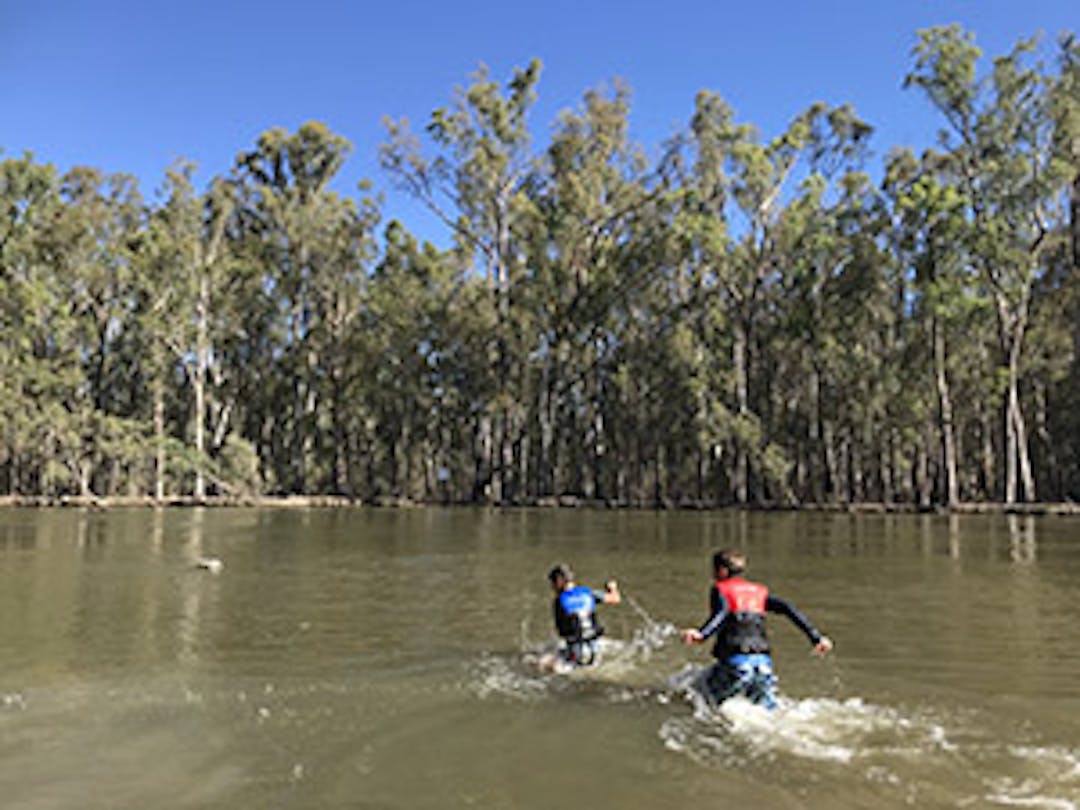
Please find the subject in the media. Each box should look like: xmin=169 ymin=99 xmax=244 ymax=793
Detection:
xmin=681 ymin=549 xmax=832 ymax=709
xmin=542 ymin=563 xmax=621 ymax=669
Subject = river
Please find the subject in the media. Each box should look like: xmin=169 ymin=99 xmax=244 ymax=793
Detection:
xmin=1 ymin=507 xmax=1078 ymax=809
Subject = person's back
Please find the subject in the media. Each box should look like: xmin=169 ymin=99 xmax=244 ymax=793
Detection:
xmin=709 ymin=572 xmax=772 ymax=659
xmin=682 ymin=549 xmax=832 ymax=709
xmin=547 ymin=563 xmax=620 ymax=667
xmin=554 ymin=583 xmax=601 ymax=643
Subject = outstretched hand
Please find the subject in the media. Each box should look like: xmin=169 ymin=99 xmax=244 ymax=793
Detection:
xmin=603 ymin=579 xmax=621 ymax=605
xmin=681 ymin=628 xmax=704 ymax=645
xmin=813 ymin=636 xmax=834 ymax=656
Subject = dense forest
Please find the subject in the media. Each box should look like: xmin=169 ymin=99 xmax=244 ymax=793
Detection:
xmin=2 ymin=26 xmax=1078 ymax=507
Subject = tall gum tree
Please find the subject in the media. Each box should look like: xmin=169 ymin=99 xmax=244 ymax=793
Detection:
xmin=528 ymin=81 xmax=656 ymax=500
xmin=45 ymin=167 xmax=142 ymax=496
xmin=0 ymin=154 xmax=60 ymax=494
xmin=139 ymin=162 xmax=235 ymax=499
xmin=906 ymin=25 xmax=1074 ymax=503
xmin=234 ymin=122 xmax=352 ymax=494
xmin=675 ymin=97 xmax=871 ymax=503
xmin=381 ymin=60 xmax=540 ymax=504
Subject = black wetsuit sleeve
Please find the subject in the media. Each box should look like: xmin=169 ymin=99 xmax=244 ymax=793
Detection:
xmin=697 ymin=589 xmax=729 ymax=639
xmin=766 ymin=594 xmax=822 ymax=645
xmin=553 ymin=599 xmax=572 ymax=638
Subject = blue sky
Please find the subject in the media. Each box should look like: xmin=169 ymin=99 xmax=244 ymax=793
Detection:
xmin=2 ymin=0 xmax=1075 ymax=245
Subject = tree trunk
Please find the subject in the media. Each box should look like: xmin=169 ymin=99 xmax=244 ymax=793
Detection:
xmin=980 ymin=399 xmax=995 ymax=501
xmin=330 ymin=366 xmax=349 ymax=495
xmin=837 ymin=429 xmax=851 ymax=504
xmin=475 ymin=414 xmax=492 ymax=503
xmin=1071 ymin=171 xmax=1079 ymax=275
xmin=153 ymin=381 xmax=166 ymax=501
xmin=823 ymin=416 xmax=838 ymax=502
xmin=492 ymin=190 xmax=512 ymax=505
xmin=915 ymin=431 xmax=931 ymax=509
xmin=591 ymin=345 xmax=605 ymax=501
xmin=1034 ymin=380 xmax=1054 ymax=500
xmin=1010 ymin=368 xmax=1036 ymax=501
xmin=933 ymin=317 xmax=959 ymax=507
xmin=733 ymin=318 xmax=748 ymax=504
xmin=881 ymin=430 xmax=894 ymax=504
xmin=653 ymin=443 xmax=665 ymax=507
xmin=302 ymin=346 xmax=319 ymax=493
xmin=808 ymin=366 xmax=824 ymax=502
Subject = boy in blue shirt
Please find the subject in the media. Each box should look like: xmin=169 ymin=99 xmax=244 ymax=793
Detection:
xmin=547 ymin=563 xmax=621 ymax=666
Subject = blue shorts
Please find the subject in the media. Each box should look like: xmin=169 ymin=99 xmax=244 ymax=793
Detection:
xmin=704 ymin=653 xmax=777 ymax=710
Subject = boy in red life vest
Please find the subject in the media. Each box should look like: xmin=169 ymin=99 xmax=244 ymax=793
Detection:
xmin=681 ymin=549 xmax=833 ymax=709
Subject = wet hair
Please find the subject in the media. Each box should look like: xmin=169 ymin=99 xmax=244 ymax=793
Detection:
xmin=547 ymin=563 xmax=573 ymax=584
xmin=712 ymin=549 xmax=746 ymax=576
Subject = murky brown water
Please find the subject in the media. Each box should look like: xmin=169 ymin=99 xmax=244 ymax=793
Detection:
xmin=1 ymin=508 xmax=1078 ymax=809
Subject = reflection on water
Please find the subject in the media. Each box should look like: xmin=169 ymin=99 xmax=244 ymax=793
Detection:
xmin=0 ymin=508 xmax=1078 ymax=809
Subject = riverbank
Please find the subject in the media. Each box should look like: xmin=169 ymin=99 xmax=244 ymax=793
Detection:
xmin=2 ymin=494 xmax=1079 ymax=514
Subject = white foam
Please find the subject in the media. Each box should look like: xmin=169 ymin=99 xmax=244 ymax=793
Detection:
xmin=470 ymin=654 xmax=550 ymax=702
xmin=662 ymin=665 xmax=961 ymax=767
xmin=979 ymin=747 xmax=1080 ymax=810
xmin=984 ymin=794 xmax=1076 ymax=810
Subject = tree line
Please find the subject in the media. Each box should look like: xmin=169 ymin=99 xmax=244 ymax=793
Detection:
xmin=2 ymin=25 xmax=1078 ymax=507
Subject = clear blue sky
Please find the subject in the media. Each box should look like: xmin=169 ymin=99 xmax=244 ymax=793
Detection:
xmin=3 ymin=0 xmax=1075 ymax=244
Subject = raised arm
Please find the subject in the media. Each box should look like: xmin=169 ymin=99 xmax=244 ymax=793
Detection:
xmin=595 ymin=579 xmax=621 ymax=605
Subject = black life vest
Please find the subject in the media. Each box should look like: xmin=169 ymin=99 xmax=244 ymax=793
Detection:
xmin=714 ymin=576 xmax=770 ymax=656
xmin=554 ymin=585 xmax=603 ymax=642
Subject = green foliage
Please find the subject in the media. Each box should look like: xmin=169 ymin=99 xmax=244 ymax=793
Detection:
xmin=1 ymin=28 xmax=1078 ymax=505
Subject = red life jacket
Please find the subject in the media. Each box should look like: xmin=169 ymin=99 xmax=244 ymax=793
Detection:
xmin=713 ymin=576 xmax=770 ymax=655
xmin=715 ymin=576 xmax=768 ymax=613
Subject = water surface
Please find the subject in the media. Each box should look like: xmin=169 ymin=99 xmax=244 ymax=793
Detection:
xmin=1 ymin=508 xmax=1078 ymax=809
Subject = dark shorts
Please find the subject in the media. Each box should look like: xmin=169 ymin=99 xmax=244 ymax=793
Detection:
xmin=561 ymin=639 xmax=599 ymax=666
xmin=704 ymin=653 xmax=777 ymax=710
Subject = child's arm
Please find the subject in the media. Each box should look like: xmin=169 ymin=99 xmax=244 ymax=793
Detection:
xmin=682 ymin=590 xmax=728 ymax=645
xmin=766 ymin=595 xmax=833 ymax=654
xmin=590 ymin=580 xmax=621 ymax=605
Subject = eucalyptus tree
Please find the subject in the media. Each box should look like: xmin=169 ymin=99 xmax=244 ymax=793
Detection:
xmin=765 ymin=163 xmax=892 ymax=504
xmin=757 ymin=106 xmax=875 ymax=505
xmin=906 ymin=25 xmax=1073 ymax=503
xmin=663 ymin=91 xmax=739 ymax=502
xmin=133 ymin=162 xmax=235 ymax=498
xmin=673 ymin=96 xmax=871 ymax=503
xmin=0 ymin=153 xmax=61 ymax=493
xmin=881 ymin=151 xmax=972 ymax=505
xmin=1044 ymin=34 xmax=1080 ymax=496
xmin=354 ymin=220 xmax=458 ymax=498
xmin=381 ymin=60 xmax=541 ymax=503
xmin=525 ymin=81 xmax=661 ymax=499
xmin=1046 ymin=34 xmax=1079 ymax=274
xmin=34 ymin=166 xmax=144 ymax=496
xmin=312 ymin=186 xmax=380 ymax=495
xmin=233 ymin=122 xmax=353 ymax=493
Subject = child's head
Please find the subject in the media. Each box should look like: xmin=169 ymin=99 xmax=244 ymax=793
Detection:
xmin=547 ymin=563 xmax=573 ymax=591
xmin=712 ymin=549 xmax=746 ymax=578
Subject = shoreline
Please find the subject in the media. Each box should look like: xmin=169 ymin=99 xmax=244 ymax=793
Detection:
xmin=1 ymin=494 xmax=1078 ymax=515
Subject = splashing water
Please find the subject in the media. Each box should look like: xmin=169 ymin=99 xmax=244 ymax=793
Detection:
xmin=469 ymin=653 xmax=553 ymax=702
xmin=472 ymin=595 xmax=1080 ymax=810
xmin=661 ymin=662 xmax=1080 ymax=809
xmin=662 ymin=663 xmax=930 ymax=764
xmin=472 ymin=594 xmax=678 ymax=698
